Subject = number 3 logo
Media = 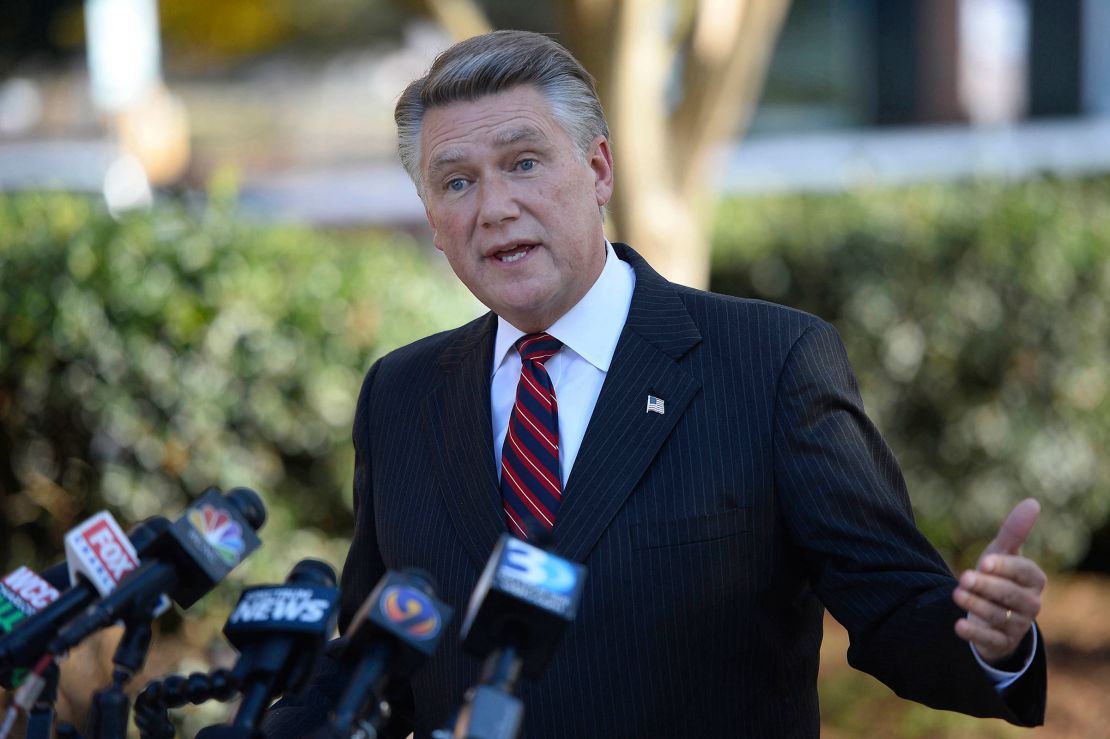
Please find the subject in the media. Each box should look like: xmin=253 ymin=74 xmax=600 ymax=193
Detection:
xmin=503 ymin=540 xmax=577 ymax=593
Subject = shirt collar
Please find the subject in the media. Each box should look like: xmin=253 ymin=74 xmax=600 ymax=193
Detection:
xmin=493 ymin=241 xmax=634 ymax=375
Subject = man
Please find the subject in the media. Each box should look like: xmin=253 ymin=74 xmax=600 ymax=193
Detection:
xmin=268 ymin=30 xmax=1046 ymax=738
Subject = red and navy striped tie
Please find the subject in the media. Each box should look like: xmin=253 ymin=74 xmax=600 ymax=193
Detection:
xmin=501 ymin=333 xmax=563 ymax=539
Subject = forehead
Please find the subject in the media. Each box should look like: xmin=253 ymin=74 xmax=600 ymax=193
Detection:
xmin=420 ymin=85 xmax=568 ymax=172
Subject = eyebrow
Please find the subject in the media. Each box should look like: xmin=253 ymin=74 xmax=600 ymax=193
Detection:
xmin=493 ymin=125 xmax=547 ymax=148
xmin=426 ymin=126 xmax=549 ymax=182
xmin=427 ymin=149 xmax=467 ymax=182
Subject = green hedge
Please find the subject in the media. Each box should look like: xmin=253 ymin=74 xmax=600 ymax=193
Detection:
xmin=712 ymin=176 xmax=1110 ymax=569
xmin=0 ymin=191 xmax=480 ymax=590
xmin=3 ymin=176 xmax=1107 ymax=586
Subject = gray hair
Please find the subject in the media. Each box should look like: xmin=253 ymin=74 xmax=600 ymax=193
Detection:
xmin=396 ymin=30 xmax=610 ymax=197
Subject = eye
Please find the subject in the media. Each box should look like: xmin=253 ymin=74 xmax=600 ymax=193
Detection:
xmin=447 ymin=178 xmax=469 ymax=192
xmin=517 ymin=158 xmax=536 ymax=172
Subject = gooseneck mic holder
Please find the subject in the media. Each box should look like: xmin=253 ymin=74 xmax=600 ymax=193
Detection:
xmin=81 ymin=603 xmax=158 ymax=739
xmin=136 ymin=559 xmax=339 ymax=739
xmin=133 ymin=669 xmax=238 ymax=739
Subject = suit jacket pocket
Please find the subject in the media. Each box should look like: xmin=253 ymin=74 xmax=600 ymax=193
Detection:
xmin=631 ymin=507 xmax=751 ymax=550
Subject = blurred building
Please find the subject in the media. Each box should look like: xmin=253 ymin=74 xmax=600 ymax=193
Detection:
xmin=729 ymin=0 xmax=1110 ymax=194
xmin=756 ymin=0 xmax=1108 ymax=129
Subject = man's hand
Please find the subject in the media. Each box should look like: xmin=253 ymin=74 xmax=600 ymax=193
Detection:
xmin=952 ymin=498 xmax=1047 ymax=665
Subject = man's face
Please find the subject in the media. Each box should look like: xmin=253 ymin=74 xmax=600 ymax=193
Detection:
xmin=419 ymin=85 xmax=614 ymax=333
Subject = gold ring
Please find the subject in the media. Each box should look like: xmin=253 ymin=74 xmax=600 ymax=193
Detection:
xmin=1005 ymin=609 xmax=1013 ymax=623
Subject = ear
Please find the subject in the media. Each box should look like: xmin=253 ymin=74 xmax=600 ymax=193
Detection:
xmin=588 ymin=136 xmax=614 ymax=207
xmin=425 ymin=206 xmax=444 ymax=253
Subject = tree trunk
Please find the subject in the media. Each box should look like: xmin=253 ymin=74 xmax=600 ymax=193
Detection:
xmin=418 ymin=0 xmax=492 ymax=39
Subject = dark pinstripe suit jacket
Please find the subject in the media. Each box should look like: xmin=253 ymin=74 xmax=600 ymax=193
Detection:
xmin=267 ymin=243 xmax=1045 ymax=738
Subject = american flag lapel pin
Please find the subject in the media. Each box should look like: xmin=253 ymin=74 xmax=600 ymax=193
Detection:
xmin=646 ymin=395 xmax=665 ymax=415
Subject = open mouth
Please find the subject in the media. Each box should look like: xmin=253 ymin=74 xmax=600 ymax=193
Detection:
xmin=492 ymin=243 xmax=537 ymax=264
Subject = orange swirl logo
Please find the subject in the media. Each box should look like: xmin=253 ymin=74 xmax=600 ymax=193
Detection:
xmin=381 ymin=586 xmax=440 ymax=640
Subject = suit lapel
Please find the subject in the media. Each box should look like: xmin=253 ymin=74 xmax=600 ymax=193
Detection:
xmin=420 ymin=246 xmax=702 ymax=567
xmin=554 ymin=244 xmax=702 ymax=563
xmin=420 ymin=313 xmax=506 ymax=569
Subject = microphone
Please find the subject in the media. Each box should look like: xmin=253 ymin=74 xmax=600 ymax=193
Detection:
xmin=324 ymin=569 xmax=453 ymax=737
xmin=48 ymin=487 xmax=265 ymax=656
xmin=0 ymin=511 xmax=159 ymax=689
xmin=38 ymin=562 xmax=71 ymax=592
xmin=0 ymin=567 xmax=60 ymax=689
xmin=0 ymin=511 xmax=147 ymax=736
xmin=0 ymin=568 xmax=60 ymax=634
xmin=64 ymin=511 xmax=142 ymax=599
xmin=191 ymin=559 xmax=340 ymax=738
xmin=450 ymin=535 xmax=586 ymax=739
xmin=0 ymin=568 xmax=60 ymax=620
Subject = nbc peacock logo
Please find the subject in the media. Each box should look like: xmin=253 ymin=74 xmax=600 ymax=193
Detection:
xmin=381 ymin=586 xmax=441 ymax=640
xmin=187 ymin=504 xmax=246 ymax=566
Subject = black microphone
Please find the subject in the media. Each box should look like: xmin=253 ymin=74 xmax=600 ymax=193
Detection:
xmin=449 ymin=535 xmax=586 ymax=739
xmin=0 ymin=566 xmax=61 ymax=691
xmin=47 ymin=487 xmax=265 ymax=656
xmin=191 ymin=559 xmax=339 ymax=739
xmin=324 ymin=569 xmax=453 ymax=737
xmin=0 ymin=568 xmax=60 ymax=636
xmin=38 ymin=563 xmax=70 ymax=592
xmin=0 ymin=516 xmax=168 ymax=689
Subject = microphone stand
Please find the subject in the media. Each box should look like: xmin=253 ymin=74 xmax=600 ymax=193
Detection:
xmin=326 ymin=643 xmax=390 ymax=736
xmin=481 ymin=646 xmax=522 ymax=696
xmin=452 ymin=645 xmax=525 ymax=739
xmin=24 ymin=661 xmax=60 ymax=739
xmin=81 ymin=598 xmax=159 ymax=739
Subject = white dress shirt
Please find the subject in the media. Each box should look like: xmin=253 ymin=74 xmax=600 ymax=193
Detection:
xmin=491 ymin=241 xmax=635 ymax=487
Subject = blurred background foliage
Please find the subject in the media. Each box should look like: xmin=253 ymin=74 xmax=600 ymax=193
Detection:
xmin=712 ymin=175 xmax=1110 ymax=571
xmin=3 ymin=175 xmax=1107 ymax=580
xmin=0 ymin=185 xmax=481 ymax=595
xmin=4 ymin=0 xmax=1110 ymax=734
xmin=2 ymin=173 xmax=1108 ymax=736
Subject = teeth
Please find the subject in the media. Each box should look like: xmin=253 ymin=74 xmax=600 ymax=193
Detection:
xmin=498 ymin=247 xmax=530 ymax=263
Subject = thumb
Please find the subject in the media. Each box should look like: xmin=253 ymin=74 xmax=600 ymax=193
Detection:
xmin=983 ymin=498 xmax=1041 ymax=558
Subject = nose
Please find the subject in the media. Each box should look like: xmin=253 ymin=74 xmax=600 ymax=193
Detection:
xmin=477 ymin=174 xmax=519 ymax=226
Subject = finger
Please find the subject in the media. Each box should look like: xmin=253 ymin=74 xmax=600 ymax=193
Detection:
xmin=957 ymin=570 xmax=1042 ymax=617
xmin=977 ymin=555 xmax=1048 ymax=591
xmin=983 ymin=498 xmax=1040 ymax=557
xmin=954 ymin=583 xmax=1039 ymax=625
xmin=953 ymin=586 xmax=1005 ymax=627
xmin=952 ymin=585 xmax=1033 ymax=631
xmin=954 ymin=617 xmax=1019 ymax=662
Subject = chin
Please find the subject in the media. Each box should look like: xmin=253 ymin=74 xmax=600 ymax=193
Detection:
xmin=499 ymin=305 xmax=553 ymax=332
xmin=494 ymin=292 xmax=550 ymax=318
